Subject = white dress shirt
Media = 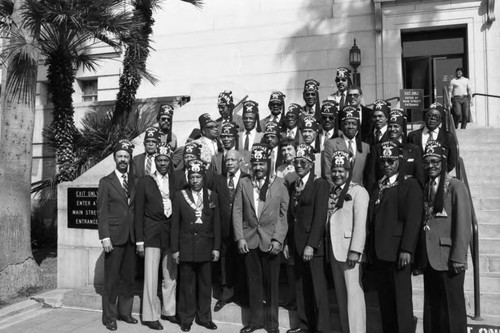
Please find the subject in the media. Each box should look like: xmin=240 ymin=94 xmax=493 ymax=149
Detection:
xmin=422 ymin=126 xmax=440 ymax=148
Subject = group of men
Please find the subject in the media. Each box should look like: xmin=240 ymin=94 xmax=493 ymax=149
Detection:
xmin=97 ymin=67 xmax=472 ymax=333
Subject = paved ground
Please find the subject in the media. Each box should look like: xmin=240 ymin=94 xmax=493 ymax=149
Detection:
xmin=0 ymin=307 xmax=247 ymax=333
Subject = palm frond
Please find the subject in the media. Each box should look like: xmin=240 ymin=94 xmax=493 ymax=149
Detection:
xmin=180 ymin=0 xmax=204 ymax=9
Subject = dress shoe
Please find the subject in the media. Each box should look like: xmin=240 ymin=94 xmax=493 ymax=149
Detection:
xmin=196 ymin=320 xmax=217 ymax=330
xmin=105 ymin=320 xmax=117 ymax=331
xmin=143 ymin=321 xmax=163 ymax=330
xmin=117 ymin=315 xmax=138 ymax=324
xmin=181 ymin=323 xmax=192 ymax=332
xmin=241 ymin=325 xmax=264 ymax=333
xmin=161 ymin=315 xmax=180 ymax=325
xmin=286 ymin=328 xmax=308 ymax=333
xmin=214 ymin=300 xmax=227 ymax=312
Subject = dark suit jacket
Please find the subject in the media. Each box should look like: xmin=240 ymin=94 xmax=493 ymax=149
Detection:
xmin=132 ymin=153 xmax=147 ymax=178
xmin=366 ymin=127 xmax=390 ymax=146
xmin=170 ymin=188 xmax=221 ymax=263
xmin=360 ymin=106 xmax=372 ymax=142
xmin=232 ymin=176 xmax=289 ymax=251
xmin=368 ymin=177 xmax=423 ymax=262
xmin=407 ymin=127 xmax=458 ymax=172
xmin=260 ymin=114 xmax=284 ymax=131
xmin=288 ymin=175 xmax=329 ymax=257
xmin=135 ymin=174 xmax=175 ymax=248
xmin=173 ymin=168 xmax=218 ymax=193
xmin=280 ymin=127 xmax=303 ymax=146
xmin=97 ymin=171 xmax=135 ymax=245
xmin=210 ymin=150 xmax=251 ymax=175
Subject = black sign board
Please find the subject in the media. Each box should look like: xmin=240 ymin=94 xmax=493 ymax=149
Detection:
xmin=467 ymin=324 xmax=500 ymax=332
xmin=67 ymin=187 xmax=99 ymax=229
xmin=400 ymin=89 xmax=424 ymax=109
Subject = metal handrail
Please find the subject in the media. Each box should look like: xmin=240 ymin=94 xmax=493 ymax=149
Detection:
xmin=472 ymin=93 xmax=500 ymax=99
xmin=445 ymin=100 xmax=482 ymax=320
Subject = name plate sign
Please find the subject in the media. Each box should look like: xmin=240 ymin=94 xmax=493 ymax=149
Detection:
xmin=67 ymin=187 xmax=99 ymax=229
xmin=400 ymin=89 xmax=424 ymax=109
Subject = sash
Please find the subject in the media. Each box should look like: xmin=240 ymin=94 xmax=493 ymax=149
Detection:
xmin=181 ymin=189 xmax=203 ymax=224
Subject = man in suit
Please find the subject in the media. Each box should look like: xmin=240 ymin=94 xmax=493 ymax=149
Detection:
xmin=171 ymin=160 xmax=221 ymax=332
xmin=302 ymin=79 xmax=321 ymax=122
xmin=263 ymin=121 xmax=283 ymax=176
xmin=322 ymin=106 xmax=370 ymax=188
xmin=233 ymin=144 xmax=289 ymax=333
xmin=240 ymin=100 xmax=264 ymax=151
xmin=97 ymin=139 xmax=137 ymax=331
xmin=365 ymin=109 xmax=424 ymax=193
xmin=366 ymin=100 xmax=390 ymax=146
xmin=260 ymin=91 xmax=286 ymax=130
xmin=287 ymin=144 xmax=330 ymax=333
xmin=300 ymin=116 xmax=322 ymax=176
xmin=213 ymin=150 xmax=250 ymax=312
xmin=281 ymin=103 xmax=303 ymax=145
xmin=418 ymin=140 xmax=471 ymax=333
xmin=211 ymin=122 xmax=251 ymax=175
xmin=346 ymin=86 xmax=372 ymax=142
xmin=133 ymin=126 xmax=160 ymax=178
xmin=156 ymin=104 xmax=178 ymax=150
xmin=194 ymin=113 xmax=222 ymax=166
xmin=327 ymin=67 xmax=352 ymax=112
xmin=367 ymin=140 xmax=423 ymax=333
xmin=407 ymin=103 xmax=457 ymax=172
xmin=135 ymin=143 xmax=177 ymax=330
xmin=318 ymin=100 xmax=339 ymax=151
xmin=216 ymin=90 xmax=244 ymax=130
xmin=174 ymin=142 xmax=217 ymax=193
xmin=326 ymin=151 xmax=369 ymax=333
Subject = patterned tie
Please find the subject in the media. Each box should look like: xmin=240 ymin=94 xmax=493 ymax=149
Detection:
xmin=122 ymin=174 xmax=129 ymax=197
xmin=197 ymin=191 xmax=203 ymax=207
xmin=429 ymin=130 xmax=435 ymax=141
xmin=244 ymin=132 xmax=250 ymax=151
xmin=228 ymin=174 xmax=236 ymax=201
xmin=145 ymin=155 xmax=153 ymax=175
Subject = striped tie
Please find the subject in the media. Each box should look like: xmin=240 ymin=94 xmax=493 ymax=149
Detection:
xmin=145 ymin=155 xmax=152 ymax=175
xmin=122 ymin=174 xmax=129 ymax=197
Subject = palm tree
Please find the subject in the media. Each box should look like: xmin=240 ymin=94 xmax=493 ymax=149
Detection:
xmin=112 ymin=0 xmax=203 ymax=127
xmin=18 ymin=0 xmax=136 ymax=182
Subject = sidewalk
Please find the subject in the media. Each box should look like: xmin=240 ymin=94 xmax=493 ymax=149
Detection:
xmin=0 ymin=307 xmax=246 ymax=333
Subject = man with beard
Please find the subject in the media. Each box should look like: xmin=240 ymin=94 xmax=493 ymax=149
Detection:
xmin=211 ymin=122 xmax=250 ymax=175
xmin=98 ymin=140 xmax=137 ymax=331
xmin=281 ymin=103 xmax=303 ymax=145
xmin=322 ymin=106 xmax=369 ymax=188
xmin=260 ymin=91 xmax=286 ymax=130
xmin=135 ymin=142 xmax=178 ymax=330
xmin=239 ymin=100 xmax=263 ymax=151
xmin=302 ymin=79 xmax=321 ymax=121
xmin=133 ymin=126 xmax=161 ymax=178
xmin=194 ymin=113 xmax=221 ymax=166
xmin=171 ymin=159 xmax=221 ymax=332
xmin=216 ymin=90 xmax=244 ymax=130
xmin=287 ymin=144 xmax=330 ymax=333
xmin=367 ymin=140 xmax=423 ymax=333
xmin=366 ymin=100 xmax=390 ymax=146
xmin=407 ymin=103 xmax=457 ymax=172
xmin=346 ymin=86 xmax=372 ymax=142
xmin=263 ymin=121 xmax=282 ymax=176
xmin=156 ymin=104 xmax=177 ymax=150
xmin=319 ymin=100 xmax=339 ymax=151
xmin=328 ymin=67 xmax=351 ymax=111
xmin=417 ymin=140 xmax=471 ymax=333
xmin=233 ymin=144 xmax=289 ymax=333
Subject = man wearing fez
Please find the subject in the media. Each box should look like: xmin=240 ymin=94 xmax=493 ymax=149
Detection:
xmin=135 ymin=142 xmax=177 ymax=330
xmin=174 ymin=142 xmax=217 ymax=192
xmin=213 ymin=150 xmax=251 ymax=311
xmin=240 ymin=100 xmax=263 ymax=152
xmin=281 ymin=103 xmax=303 ymax=145
xmin=367 ymin=99 xmax=391 ymax=146
xmin=171 ymin=160 xmax=221 ymax=332
xmin=346 ymin=86 xmax=372 ymax=142
xmin=367 ymin=140 xmax=423 ymax=333
xmin=233 ymin=144 xmax=289 ymax=333
xmin=194 ymin=113 xmax=221 ymax=166
xmin=263 ymin=121 xmax=283 ymax=176
xmin=302 ymin=79 xmax=321 ymax=121
xmin=211 ymin=122 xmax=250 ymax=175
xmin=287 ymin=144 xmax=330 ymax=333
xmin=326 ymin=151 xmax=369 ymax=333
xmin=260 ymin=91 xmax=286 ymax=130
xmin=407 ymin=103 xmax=458 ymax=172
xmin=366 ymin=109 xmax=425 ymax=194
xmin=322 ymin=106 xmax=369 ymax=188
xmin=97 ymin=140 xmax=137 ymax=331
xmin=417 ymin=140 xmax=471 ymax=333
xmin=319 ymin=100 xmax=339 ymax=151
xmin=133 ymin=126 xmax=161 ymax=178
xmin=300 ymin=116 xmax=322 ymax=176
xmin=216 ymin=90 xmax=244 ymax=130
xmin=156 ymin=104 xmax=177 ymax=150
xmin=328 ymin=67 xmax=352 ymax=111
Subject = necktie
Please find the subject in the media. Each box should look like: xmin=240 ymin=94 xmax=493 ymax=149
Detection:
xmin=297 ymin=179 xmax=304 ymax=192
xmin=273 ymin=116 xmax=279 ymax=123
xmin=122 ymin=174 xmax=129 ymax=197
xmin=428 ymin=179 xmax=437 ymax=203
xmin=348 ymin=140 xmax=354 ymax=157
xmin=197 ymin=191 xmax=203 ymax=207
xmin=222 ymin=153 xmax=227 ymax=175
xmin=271 ymin=150 xmax=276 ymax=174
xmin=429 ymin=130 xmax=435 ymax=141
xmin=244 ymin=131 xmax=250 ymax=151
xmin=287 ymin=129 xmax=294 ymax=139
xmin=228 ymin=174 xmax=236 ymax=201
xmin=375 ymin=129 xmax=382 ymax=142
xmin=340 ymin=93 xmax=346 ymax=110
xmin=145 ymin=155 xmax=153 ymax=175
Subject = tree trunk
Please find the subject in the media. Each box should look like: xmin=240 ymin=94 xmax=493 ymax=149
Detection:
xmin=0 ymin=0 xmax=42 ymax=301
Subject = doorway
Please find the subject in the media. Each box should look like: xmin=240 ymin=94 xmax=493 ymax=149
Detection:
xmin=402 ymin=26 xmax=467 ymax=122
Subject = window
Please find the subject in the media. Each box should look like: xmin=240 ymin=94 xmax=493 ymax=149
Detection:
xmin=81 ymin=80 xmax=98 ymax=102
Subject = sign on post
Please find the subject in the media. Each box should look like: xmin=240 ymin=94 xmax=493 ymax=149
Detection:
xmin=67 ymin=187 xmax=99 ymax=229
xmin=400 ymin=89 xmax=424 ymax=110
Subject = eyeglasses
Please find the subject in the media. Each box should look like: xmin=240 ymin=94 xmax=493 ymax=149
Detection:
xmin=335 ymin=78 xmax=347 ymax=83
xmin=426 ymin=115 xmax=442 ymax=120
xmin=424 ymin=159 xmax=442 ymax=167
xmin=304 ymin=92 xmax=316 ymax=97
xmin=322 ymin=115 xmax=335 ymax=120
xmin=293 ymin=159 xmax=309 ymax=167
xmin=160 ymin=117 xmax=170 ymax=121
xmin=347 ymin=94 xmax=360 ymax=98
xmin=382 ymin=159 xmax=397 ymax=165
xmin=205 ymin=125 xmax=217 ymax=129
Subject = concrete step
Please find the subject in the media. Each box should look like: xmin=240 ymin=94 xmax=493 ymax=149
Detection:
xmin=456 ymin=129 xmax=500 ymax=143
xmin=479 ymin=223 xmax=500 ymax=238
xmin=460 ymin=142 xmax=500 ymax=151
xmin=470 ymin=186 xmax=500 ymax=198
xmin=473 ymin=198 xmax=500 ymax=211
xmin=463 ymin=168 xmax=500 ymax=182
xmin=476 ymin=210 xmax=500 ymax=223
xmin=477 ymin=238 xmax=500 ymax=255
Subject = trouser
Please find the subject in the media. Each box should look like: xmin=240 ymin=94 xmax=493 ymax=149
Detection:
xmin=142 ymin=247 xmax=177 ymax=321
xmin=177 ymin=261 xmax=212 ymax=325
xmin=373 ymin=260 xmax=414 ymax=333
xmin=423 ymin=267 xmax=467 ymax=333
xmin=329 ymin=251 xmax=366 ymax=333
xmin=244 ymin=249 xmax=281 ymax=329
xmin=102 ymin=241 xmax=136 ymax=324
xmin=212 ymin=239 xmax=235 ymax=302
xmin=451 ymin=96 xmax=470 ymax=129
xmin=294 ymin=254 xmax=330 ymax=333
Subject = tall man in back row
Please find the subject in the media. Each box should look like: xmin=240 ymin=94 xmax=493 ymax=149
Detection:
xmin=98 ymin=140 xmax=137 ymax=331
